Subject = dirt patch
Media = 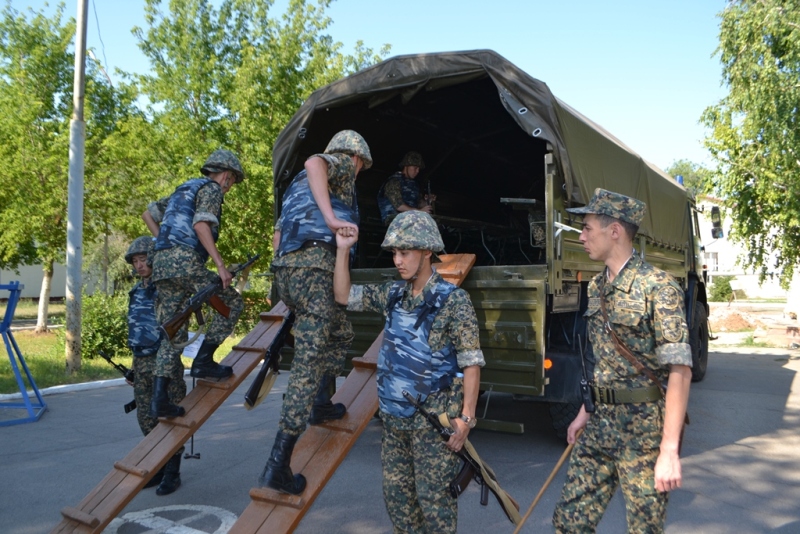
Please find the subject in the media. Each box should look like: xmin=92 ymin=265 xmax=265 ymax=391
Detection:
xmin=709 ymin=307 xmax=765 ymax=332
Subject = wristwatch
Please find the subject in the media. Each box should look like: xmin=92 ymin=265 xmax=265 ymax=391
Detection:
xmin=459 ymin=413 xmax=477 ymax=429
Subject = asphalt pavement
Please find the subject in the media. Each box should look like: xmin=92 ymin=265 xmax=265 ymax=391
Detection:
xmin=2 ymin=344 xmax=800 ymax=533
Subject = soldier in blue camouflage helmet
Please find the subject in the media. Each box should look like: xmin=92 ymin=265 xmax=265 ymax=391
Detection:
xmin=125 ymin=236 xmax=186 ymax=495
xmin=377 ymin=151 xmax=436 ymax=225
xmin=260 ymin=130 xmax=371 ymax=495
xmin=333 ymin=211 xmax=485 ymax=533
xmin=552 ymin=188 xmax=693 ymax=533
xmin=142 ymin=148 xmax=245 ymax=420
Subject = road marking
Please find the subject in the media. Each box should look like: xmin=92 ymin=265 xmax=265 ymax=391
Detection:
xmin=106 ymin=504 xmax=237 ymax=533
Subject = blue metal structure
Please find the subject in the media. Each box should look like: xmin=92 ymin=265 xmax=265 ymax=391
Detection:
xmin=1 ymin=282 xmax=47 ymax=426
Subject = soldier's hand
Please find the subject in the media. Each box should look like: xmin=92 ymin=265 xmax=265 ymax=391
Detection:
xmin=566 ymin=405 xmax=590 ymax=444
xmin=447 ymin=417 xmax=469 ymax=452
xmin=326 ymin=216 xmax=358 ymax=234
xmin=336 ymin=226 xmax=359 ymax=249
xmin=654 ymin=451 xmax=682 ymax=492
xmin=218 ymin=265 xmax=233 ymax=289
xmin=419 ymin=205 xmax=433 ymax=214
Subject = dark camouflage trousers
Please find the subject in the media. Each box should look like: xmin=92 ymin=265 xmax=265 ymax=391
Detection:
xmin=553 ymin=440 xmax=667 ymax=533
xmin=154 ymin=269 xmax=243 ymax=377
xmin=133 ymin=354 xmax=186 ymax=435
xmin=273 ymin=266 xmax=353 ymax=436
xmin=381 ymin=420 xmax=460 ymax=534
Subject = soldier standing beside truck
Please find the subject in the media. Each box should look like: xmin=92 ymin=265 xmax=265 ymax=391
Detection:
xmin=142 ymin=149 xmax=246 ymax=419
xmin=259 ymin=130 xmax=372 ymax=495
xmin=552 ymin=189 xmax=692 ymax=533
xmin=125 ymin=236 xmax=186 ymax=495
xmin=333 ymin=211 xmax=485 ymax=533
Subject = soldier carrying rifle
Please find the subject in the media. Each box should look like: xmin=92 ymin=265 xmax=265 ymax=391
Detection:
xmin=142 ymin=149 xmax=246 ymax=419
xmin=333 ymin=211 xmax=486 ymax=533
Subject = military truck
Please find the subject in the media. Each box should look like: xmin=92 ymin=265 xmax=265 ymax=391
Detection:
xmin=271 ymin=50 xmax=709 ymax=435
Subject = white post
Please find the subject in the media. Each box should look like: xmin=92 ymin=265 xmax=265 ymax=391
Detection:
xmin=65 ymin=0 xmax=88 ymax=373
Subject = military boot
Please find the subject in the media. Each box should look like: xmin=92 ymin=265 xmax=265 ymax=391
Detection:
xmin=190 ymin=340 xmax=233 ymax=379
xmin=258 ymin=431 xmax=306 ymax=495
xmin=144 ymin=466 xmax=165 ymax=489
xmin=151 ymin=376 xmax=185 ymax=418
xmin=156 ymin=452 xmax=182 ymax=496
xmin=309 ymin=374 xmax=346 ymax=425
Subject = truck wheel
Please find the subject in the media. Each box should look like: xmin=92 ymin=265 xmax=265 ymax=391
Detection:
xmin=690 ymin=304 xmax=709 ymax=382
xmin=549 ymin=402 xmax=581 ymax=439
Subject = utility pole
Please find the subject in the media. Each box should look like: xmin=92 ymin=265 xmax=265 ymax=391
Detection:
xmin=65 ymin=0 xmax=88 ymax=373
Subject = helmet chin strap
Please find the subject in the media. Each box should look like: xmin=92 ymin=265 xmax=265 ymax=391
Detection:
xmin=409 ymin=253 xmax=424 ymax=282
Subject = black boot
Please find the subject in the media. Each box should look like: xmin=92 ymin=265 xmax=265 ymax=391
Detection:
xmin=156 ymin=452 xmax=182 ymax=496
xmin=144 ymin=466 xmax=165 ymax=489
xmin=309 ymin=374 xmax=346 ymax=425
xmin=151 ymin=376 xmax=185 ymax=418
xmin=190 ymin=340 xmax=233 ymax=379
xmin=258 ymin=431 xmax=306 ymax=495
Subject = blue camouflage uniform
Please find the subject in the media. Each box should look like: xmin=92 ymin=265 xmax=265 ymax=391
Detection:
xmin=271 ymin=152 xmax=358 ymax=436
xmin=128 ymin=279 xmax=185 ymax=435
xmin=148 ymin=179 xmax=243 ymax=378
xmin=378 ymin=171 xmax=424 ymax=225
xmin=347 ymin=271 xmax=485 ymax=534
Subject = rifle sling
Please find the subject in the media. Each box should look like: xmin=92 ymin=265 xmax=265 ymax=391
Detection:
xmin=439 ymin=413 xmax=521 ymax=525
xmin=598 ymin=278 xmax=690 ymax=425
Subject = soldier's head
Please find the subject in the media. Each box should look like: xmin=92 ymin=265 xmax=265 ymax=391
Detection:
xmin=201 ymin=149 xmax=245 ymax=193
xmin=324 ymin=130 xmax=373 ymax=175
xmin=381 ymin=211 xmax=444 ymax=280
xmin=398 ymin=151 xmax=424 ymax=179
xmin=125 ymin=236 xmax=154 ymax=279
xmin=566 ymin=188 xmax=645 ymax=260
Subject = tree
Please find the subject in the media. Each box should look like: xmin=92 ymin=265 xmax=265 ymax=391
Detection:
xmin=129 ymin=0 xmax=389 ymax=272
xmin=702 ymin=0 xmax=800 ymax=286
xmin=665 ymin=159 xmax=711 ymax=198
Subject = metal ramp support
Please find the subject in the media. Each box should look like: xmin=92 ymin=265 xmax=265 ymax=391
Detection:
xmin=0 ymin=281 xmax=47 ymax=427
xmin=51 ymin=301 xmax=293 ymax=534
xmin=229 ymin=253 xmax=476 ymax=533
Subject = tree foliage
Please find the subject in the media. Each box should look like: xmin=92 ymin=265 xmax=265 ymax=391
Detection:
xmin=665 ymin=159 xmax=711 ymax=198
xmin=702 ymin=0 xmax=800 ymax=285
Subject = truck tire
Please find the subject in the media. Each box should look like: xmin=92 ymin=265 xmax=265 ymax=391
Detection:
xmin=690 ymin=304 xmax=709 ymax=382
xmin=549 ymin=402 xmax=581 ymax=439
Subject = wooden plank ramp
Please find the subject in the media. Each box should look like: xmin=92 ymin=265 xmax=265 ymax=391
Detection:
xmin=51 ymin=301 xmax=293 ymax=534
xmin=229 ymin=253 xmax=476 ymax=534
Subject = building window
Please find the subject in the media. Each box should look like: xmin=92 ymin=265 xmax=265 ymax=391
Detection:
xmin=704 ymin=252 xmax=719 ymax=272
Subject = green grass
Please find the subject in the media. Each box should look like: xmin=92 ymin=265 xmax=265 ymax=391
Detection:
xmin=741 ymin=334 xmax=771 ymax=348
xmin=0 ymin=298 xmax=66 ymax=323
xmin=0 ymin=331 xmax=242 ymax=395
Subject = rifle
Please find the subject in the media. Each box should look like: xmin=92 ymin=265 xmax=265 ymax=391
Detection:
xmin=402 ymin=391 xmax=521 ymax=524
xmin=97 ymin=350 xmax=137 ymax=414
xmin=244 ymin=310 xmax=295 ymax=409
xmin=160 ymin=254 xmax=260 ymax=347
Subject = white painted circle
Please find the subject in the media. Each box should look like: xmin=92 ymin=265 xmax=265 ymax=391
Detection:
xmin=106 ymin=504 xmax=237 ymax=533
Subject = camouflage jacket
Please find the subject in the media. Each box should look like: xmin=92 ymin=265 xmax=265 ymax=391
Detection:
xmin=272 ymin=153 xmax=357 ymax=272
xmin=377 ymin=172 xmax=422 ymax=223
xmin=583 ymin=254 xmax=692 ymax=449
xmin=149 ymin=179 xmax=223 ymax=281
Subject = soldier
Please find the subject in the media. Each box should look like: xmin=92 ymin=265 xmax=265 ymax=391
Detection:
xmin=259 ymin=130 xmax=372 ymax=495
xmin=377 ymin=151 xmax=435 ymax=225
xmin=125 ymin=236 xmax=186 ymax=495
xmin=142 ymin=149 xmax=245 ymax=420
xmin=552 ymin=188 xmax=692 ymax=533
xmin=333 ymin=211 xmax=485 ymax=533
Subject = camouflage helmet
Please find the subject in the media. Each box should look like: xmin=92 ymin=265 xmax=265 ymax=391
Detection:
xmin=398 ymin=151 xmax=425 ymax=170
xmin=324 ymin=130 xmax=373 ymax=170
xmin=381 ymin=211 xmax=444 ymax=256
xmin=125 ymin=236 xmax=154 ymax=265
xmin=201 ymin=149 xmax=245 ymax=183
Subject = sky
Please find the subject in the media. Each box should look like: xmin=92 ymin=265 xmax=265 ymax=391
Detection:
xmin=16 ymin=0 xmax=727 ymax=171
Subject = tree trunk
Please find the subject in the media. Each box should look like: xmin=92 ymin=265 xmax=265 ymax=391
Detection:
xmin=34 ymin=260 xmax=53 ymax=334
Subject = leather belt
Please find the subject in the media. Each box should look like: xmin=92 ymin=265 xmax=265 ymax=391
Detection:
xmin=592 ymin=384 xmax=663 ymax=404
xmin=300 ymin=239 xmax=336 ymax=254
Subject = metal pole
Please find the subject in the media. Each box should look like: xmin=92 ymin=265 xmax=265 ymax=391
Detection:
xmin=65 ymin=0 xmax=89 ymax=373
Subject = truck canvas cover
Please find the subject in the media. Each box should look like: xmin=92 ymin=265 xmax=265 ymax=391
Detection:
xmin=273 ymin=49 xmax=689 ymax=248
